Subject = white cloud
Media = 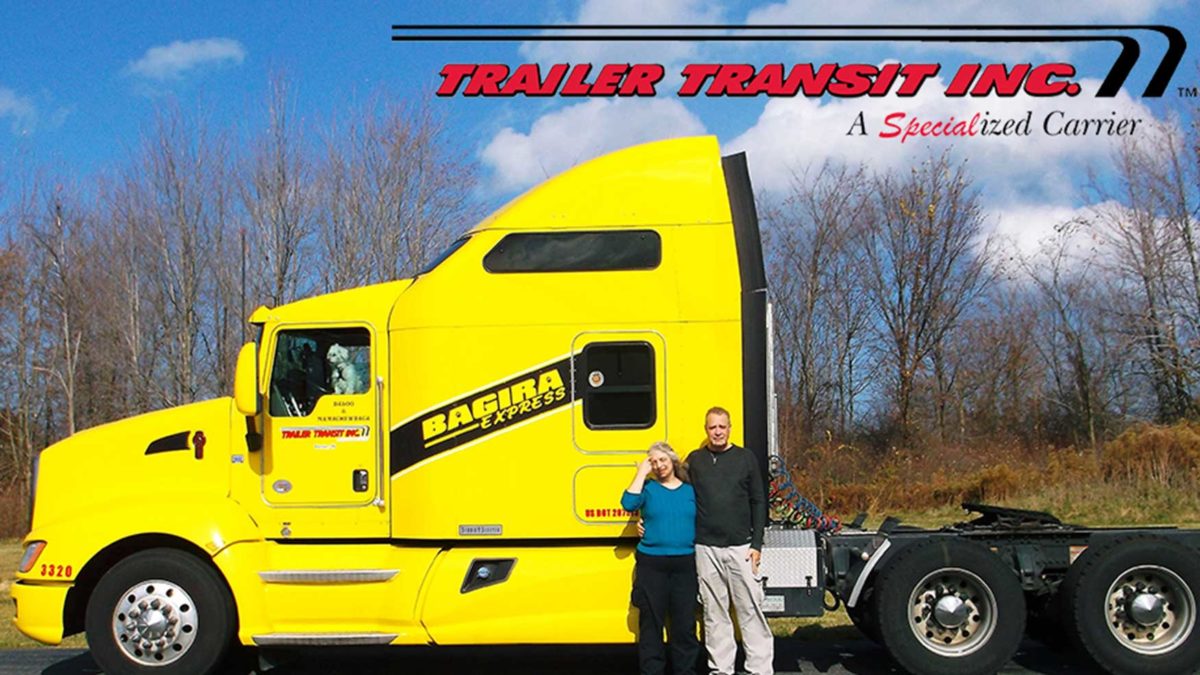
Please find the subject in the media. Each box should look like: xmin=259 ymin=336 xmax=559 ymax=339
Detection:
xmin=126 ymin=38 xmax=246 ymax=81
xmin=0 ymin=87 xmax=37 ymax=135
xmin=520 ymin=0 xmax=726 ymax=69
xmin=480 ymin=98 xmax=707 ymax=193
xmin=992 ymin=202 xmax=1098 ymax=263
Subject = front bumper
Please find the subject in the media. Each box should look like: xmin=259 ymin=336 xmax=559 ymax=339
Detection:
xmin=10 ymin=580 xmax=71 ymax=645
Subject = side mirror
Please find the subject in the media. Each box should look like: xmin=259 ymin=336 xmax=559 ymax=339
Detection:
xmin=234 ymin=342 xmax=261 ymax=416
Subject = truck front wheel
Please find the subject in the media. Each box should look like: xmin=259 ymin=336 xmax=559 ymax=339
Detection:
xmin=84 ymin=548 xmax=236 ymax=675
xmin=874 ymin=539 xmax=1025 ymax=675
xmin=1064 ymin=536 xmax=1200 ymax=675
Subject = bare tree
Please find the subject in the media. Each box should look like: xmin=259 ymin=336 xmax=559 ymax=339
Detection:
xmin=1019 ymin=222 xmax=1113 ymax=452
xmin=126 ymin=104 xmax=234 ymax=406
xmin=315 ymin=99 xmax=477 ymax=292
xmin=242 ymin=74 xmax=313 ymax=307
xmin=766 ymin=162 xmax=871 ymax=449
xmin=24 ymin=188 xmax=85 ymax=436
xmin=1090 ymin=134 xmax=1196 ymax=422
xmin=861 ymin=155 xmax=993 ymax=440
xmin=946 ymin=284 xmax=1042 ymax=446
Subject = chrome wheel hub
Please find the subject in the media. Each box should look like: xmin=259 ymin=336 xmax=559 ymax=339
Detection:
xmin=1129 ymin=592 xmax=1165 ymax=627
xmin=1105 ymin=565 xmax=1195 ymax=655
xmin=934 ymin=594 xmax=971 ymax=628
xmin=908 ymin=568 xmax=997 ymax=656
xmin=111 ymin=579 xmax=198 ymax=666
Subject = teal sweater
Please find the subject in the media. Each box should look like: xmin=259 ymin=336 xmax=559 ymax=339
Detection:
xmin=621 ymin=481 xmax=696 ymax=556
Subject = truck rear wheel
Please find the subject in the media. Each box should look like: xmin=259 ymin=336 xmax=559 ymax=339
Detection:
xmin=84 ymin=548 xmax=236 ymax=675
xmin=874 ymin=539 xmax=1025 ymax=675
xmin=1064 ymin=536 xmax=1200 ymax=675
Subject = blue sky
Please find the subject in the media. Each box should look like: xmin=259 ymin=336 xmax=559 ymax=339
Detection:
xmin=1 ymin=1 xmax=1196 ymax=256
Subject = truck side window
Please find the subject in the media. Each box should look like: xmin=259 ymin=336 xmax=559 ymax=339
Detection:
xmin=268 ymin=328 xmax=371 ymax=417
xmin=578 ymin=342 xmax=656 ymax=429
xmin=483 ymin=231 xmax=661 ymax=273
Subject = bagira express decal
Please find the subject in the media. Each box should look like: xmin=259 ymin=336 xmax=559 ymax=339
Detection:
xmin=390 ymin=357 xmax=571 ymax=473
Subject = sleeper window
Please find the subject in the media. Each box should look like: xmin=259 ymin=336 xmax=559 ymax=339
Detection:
xmin=578 ymin=342 xmax=656 ymax=429
xmin=484 ymin=231 xmax=661 ymax=273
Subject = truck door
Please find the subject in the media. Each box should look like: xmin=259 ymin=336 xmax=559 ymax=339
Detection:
xmin=261 ymin=325 xmax=385 ymax=513
xmin=570 ymin=331 xmax=667 ymax=525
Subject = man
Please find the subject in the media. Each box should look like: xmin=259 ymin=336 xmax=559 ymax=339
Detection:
xmin=684 ymin=406 xmax=772 ymax=675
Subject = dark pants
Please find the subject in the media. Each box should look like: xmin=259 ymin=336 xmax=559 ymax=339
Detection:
xmin=632 ymin=551 xmax=700 ymax=675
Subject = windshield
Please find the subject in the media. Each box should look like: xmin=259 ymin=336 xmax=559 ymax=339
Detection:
xmin=417 ymin=236 xmax=470 ymax=276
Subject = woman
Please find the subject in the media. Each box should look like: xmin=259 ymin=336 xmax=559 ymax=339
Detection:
xmin=621 ymin=442 xmax=699 ymax=675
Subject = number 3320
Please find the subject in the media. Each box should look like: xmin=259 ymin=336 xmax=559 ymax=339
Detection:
xmin=40 ymin=563 xmax=72 ymax=578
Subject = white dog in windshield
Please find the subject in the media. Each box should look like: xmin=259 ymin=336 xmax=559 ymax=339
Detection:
xmin=327 ymin=343 xmax=362 ymax=395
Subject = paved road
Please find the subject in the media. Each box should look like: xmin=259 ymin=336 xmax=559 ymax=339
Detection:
xmin=0 ymin=638 xmax=1098 ymax=674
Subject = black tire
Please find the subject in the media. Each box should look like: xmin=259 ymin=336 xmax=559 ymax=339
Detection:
xmin=874 ymin=539 xmax=1025 ymax=675
xmin=84 ymin=548 xmax=236 ymax=675
xmin=847 ymin=586 xmax=881 ymax=644
xmin=1063 ymin=536 xmax=1200 ymax=675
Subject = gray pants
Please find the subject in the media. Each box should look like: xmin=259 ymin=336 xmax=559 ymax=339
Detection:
xmin=695 ymin=544 xmax=774 ymax=675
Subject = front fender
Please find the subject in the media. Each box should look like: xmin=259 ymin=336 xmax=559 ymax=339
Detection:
xmin=17 ymin=495 xmax=262 ymax=585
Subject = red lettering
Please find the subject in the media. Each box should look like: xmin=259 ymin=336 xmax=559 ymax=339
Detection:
xmin=894 ymin=64 xmax=939 ymax=97
xmin=744 ymin=63 xmax=785 ymax=96
xmin=590 ymin=63 xmax=628 ymax=96
xmin=828 ymin=64 xmax=877 ymax=97
xmin=463 ymin=64 xmax=509 ymax=96
xmin=1025 ymin=63 xmax=1077 ymax=96
xmin=706 ymin=64 xmax=756 ymax=96
xmin=970 ymin=63 xmax=1030 ymax=97
xmin=945 ymin=63 xmax=981 ymax=97
xmin=786 ymin=63 xmax=838 ymax=97
xmin=679 ymin=63 xmax=721 ymax=96
xmin=500 ymin=64 xmax=549 ymax=96
xmin=437 ymin=64 xmax=476 ymax=96
xmin=561 ymin=64 xmax=594 ymax=96
xmin=619 ymin=64 xmax=663 ymax=96
xmin=867 ymin=63 xmax=901 ymax=96
xmin=880 ymin=112 xmax=905 ymax=139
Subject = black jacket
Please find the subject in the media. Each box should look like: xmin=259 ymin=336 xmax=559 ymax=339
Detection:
xmin=684 ymin=444 xmax=766 ymax=550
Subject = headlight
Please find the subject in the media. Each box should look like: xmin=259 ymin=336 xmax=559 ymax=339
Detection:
xmin=18 ymin=541 xmax=46 ymax=574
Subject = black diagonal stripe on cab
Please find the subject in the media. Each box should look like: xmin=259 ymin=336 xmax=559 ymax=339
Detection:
xmin=391 ymin=358 xmax=572 ymax=475
xmin=145 ymin=431 xmax=191 ymax=455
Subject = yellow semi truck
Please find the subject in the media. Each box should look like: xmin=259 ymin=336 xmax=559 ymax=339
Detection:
xmin=14 ymin=137 xmax=1200 ymax=675
xmin=12 ymin=136 xmax=770 ymax=674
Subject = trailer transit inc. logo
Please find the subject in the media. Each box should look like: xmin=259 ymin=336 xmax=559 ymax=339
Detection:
xmin=392 ymin=24 xmax=1188 ymax=142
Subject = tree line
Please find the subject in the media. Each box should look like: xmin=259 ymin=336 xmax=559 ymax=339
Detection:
xmin=0 ymin=80 xmax=477 ymax=514
xmin=765 ymin=106 xmax=1200 ymax=462
xmin=0 ymin=82 xmax=1197 ymax=532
